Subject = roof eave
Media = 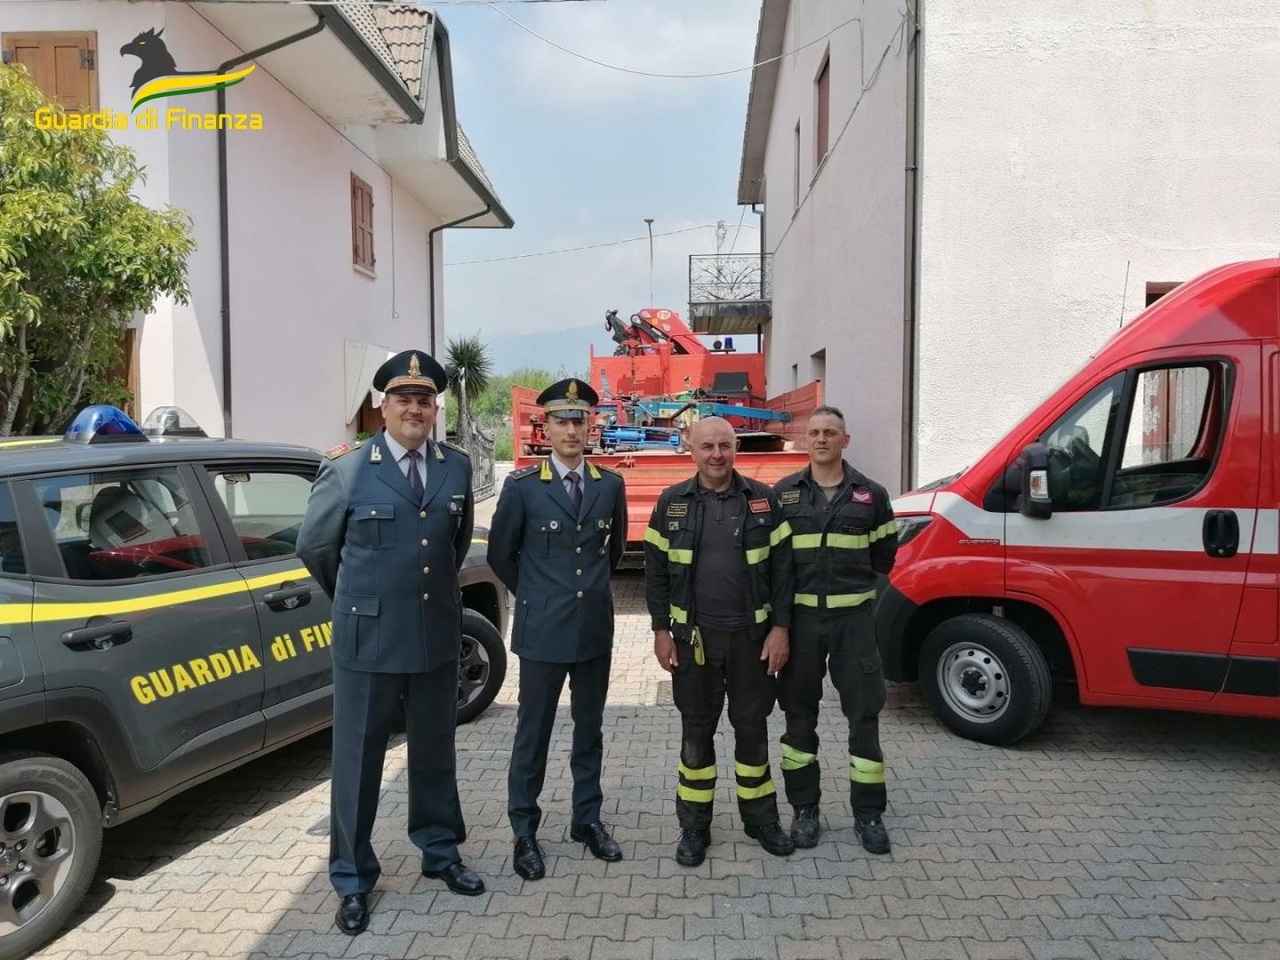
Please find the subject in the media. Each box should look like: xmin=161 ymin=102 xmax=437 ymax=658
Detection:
xmin=737 ymin=0 xmax=790 ymax=205
xmin=310 ymin=1 xmax=424 ymax=123
xmin=434 ymin=17 xmax=513 ymax=228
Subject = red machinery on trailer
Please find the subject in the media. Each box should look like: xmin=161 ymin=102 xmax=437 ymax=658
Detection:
xmin=512 ymin=307 xmax=822 ymax=553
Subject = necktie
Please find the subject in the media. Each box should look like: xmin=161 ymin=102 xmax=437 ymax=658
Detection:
xmin=406 ymin=449 xmax=424 ymax=502
xmin=566 ymin=470 xmax=582 ymax=512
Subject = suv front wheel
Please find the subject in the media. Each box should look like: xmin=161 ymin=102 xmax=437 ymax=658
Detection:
xmin=0 ymin=752 xmax=102 ymax=960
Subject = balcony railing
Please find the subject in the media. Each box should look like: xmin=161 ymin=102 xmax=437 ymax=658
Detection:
xmin=687 ymin=253 xmax=773 ymax=334
xmin=689 ymin=253 xmax=772 ymax=303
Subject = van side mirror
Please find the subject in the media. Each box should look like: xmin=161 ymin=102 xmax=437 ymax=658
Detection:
xmin=1017 ymin=442 xmax=1053 ymax=519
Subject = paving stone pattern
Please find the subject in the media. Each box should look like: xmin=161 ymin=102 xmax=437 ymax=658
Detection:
xmin=35 ymin=569 xmax=1280 ymax=960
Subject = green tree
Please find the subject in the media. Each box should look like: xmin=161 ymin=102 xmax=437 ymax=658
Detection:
xmin=0 ymin=64 xmax=195 ymax=434
xmin=444 ymin=332 xmax=493 ymax=426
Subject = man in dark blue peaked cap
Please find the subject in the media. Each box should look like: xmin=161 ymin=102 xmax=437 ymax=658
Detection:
xmin=298 ymin=349 xmax=483 ymax=935
xmin=487 ymin=377 xmax=629 ymax=881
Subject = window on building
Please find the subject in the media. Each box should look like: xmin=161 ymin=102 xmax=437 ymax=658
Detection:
xmin=351 ymin=174 xmax=375 ymax=275
xmin=1 ymin=31 xmax=98 ymax=110
xmin=791 ymin=363 xmax=799 ymax=389
xmin=1145 ymin=281 xmax=1183 ymax=307
xmin=810 ymin=348 xmax=826 ymax=384
xmin=815 ymin=56 xmax=830 ymax=164
xmin=793 ymin=121 xmax=802 ymax=211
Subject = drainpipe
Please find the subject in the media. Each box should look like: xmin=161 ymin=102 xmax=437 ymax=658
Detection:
xmin=900 ymin=1 xmax=923 ymax=491
xmin=427 ymin=205 xmax=492 ymax=356
xmin=217 ymin=14 xmax=328 ymax=437
xmin=752 ymin=201 xmax=765 ymax=353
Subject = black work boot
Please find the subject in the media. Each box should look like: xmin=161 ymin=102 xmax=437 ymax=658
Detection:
xmin=745 ymin=820 xmax=795 ymax=857
xmin=676 ymin=827 xmax=710 ymax=867
xmin=854 ymin=816 xmax=891 ymax=855
xmin=789 ymin=804 xmax=820 ymax=849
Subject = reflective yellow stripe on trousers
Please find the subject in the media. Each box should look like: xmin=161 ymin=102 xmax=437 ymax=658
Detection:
xmin=794 ymin=591 xmax=876 ymax=608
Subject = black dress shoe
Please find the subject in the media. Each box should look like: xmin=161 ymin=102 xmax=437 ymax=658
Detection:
xmin=335 ymin=893 xmax=369 ymax=935
xmin=424 ymin=861 xmax=486 ymax=896
xmin=745 ymin=820 xmax=796 ymax=857
xmin=569 ymin=822 xmax=622 ymax=862
xmin=513 ymin=835 xmax=545 ymax=880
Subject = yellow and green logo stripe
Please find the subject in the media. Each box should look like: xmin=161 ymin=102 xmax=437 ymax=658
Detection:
xmin=131 ymin=64 xmax=257 ymax=112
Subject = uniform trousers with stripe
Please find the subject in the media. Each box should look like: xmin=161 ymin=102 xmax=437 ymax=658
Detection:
xmin=672 ymin=625 xmax=780 ymax=831
xmin=777 ymin=604 xmax=887 ymax=819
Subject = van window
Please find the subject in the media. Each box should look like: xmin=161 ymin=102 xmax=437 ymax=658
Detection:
xmin=1040 ymin=373 xmax=1123 ymax=511
xmin=1038 ymin=363 xmax=1227 ymax=511
xmin=1109 ymin=364 xmax=1224 ymax=507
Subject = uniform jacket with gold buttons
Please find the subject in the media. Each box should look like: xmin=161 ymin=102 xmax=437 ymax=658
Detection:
xmin=487 ymin=459 xmax=628 ymax=663
xmin=297 ymin=429 xmax=474 ymax=673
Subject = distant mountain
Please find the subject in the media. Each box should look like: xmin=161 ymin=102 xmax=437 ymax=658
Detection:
xmin=482 ymin=323 xmax=618 ymax=376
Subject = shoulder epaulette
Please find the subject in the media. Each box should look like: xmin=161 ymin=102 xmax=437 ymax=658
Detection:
xmin=325 ymin=438 xmax=363 ymax=460
xmin=510 ymin=463 xmax=541 ymax=480
xmin=595 ymin=462 xmax=622 ymax=477
xmin=439 ymin=439 xmax=470 ymax=458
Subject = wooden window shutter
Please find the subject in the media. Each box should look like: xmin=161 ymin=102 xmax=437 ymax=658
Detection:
xmin=350 ymin=175 xmax=375 ymax=273
xmin=1 ymin=31 xmax=98 ymax=110
xmin=815 ymin=57 xmax=830 ymax=163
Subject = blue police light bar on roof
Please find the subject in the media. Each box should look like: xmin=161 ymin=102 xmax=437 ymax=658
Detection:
xmin=63 ymin=405 xmax=148 ymax=444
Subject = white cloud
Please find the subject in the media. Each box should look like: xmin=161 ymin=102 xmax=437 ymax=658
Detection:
xmin=491 ymin=0 xmax=762 ymax=109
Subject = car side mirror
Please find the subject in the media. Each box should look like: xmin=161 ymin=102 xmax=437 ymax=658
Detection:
xmin=1017 ymin=442 xmax=1053 ymax=519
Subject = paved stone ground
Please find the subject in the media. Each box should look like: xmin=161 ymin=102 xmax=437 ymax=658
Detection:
xmin=34 ymin=566 xmax=1280 ymax=960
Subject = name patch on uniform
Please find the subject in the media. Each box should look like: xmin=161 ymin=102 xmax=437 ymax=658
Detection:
xmin=748 ymin=498 xmax=771 ymax=514
xmin=780 ymin=490 xmax=802 ymax=505
xmin=667 ymin=502 xmax=688 ymax=517
xmin=851 ymin=489 xmax=873 ymax=503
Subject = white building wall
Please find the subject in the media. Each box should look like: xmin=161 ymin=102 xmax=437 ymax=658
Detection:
xmin=1 ymin=1 xmax=451 ymax=452
xmin=761 ymin=0 xmax=911 ymax=489
xmin=916 ymin=0 xmax=1280 ymax=484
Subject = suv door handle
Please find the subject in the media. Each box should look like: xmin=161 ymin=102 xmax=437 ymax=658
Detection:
xmin=61 ymin=619 xmax=132 ymax=650
xmin=263 ymin=582 xmax=312 ymax=611
xmin=1202 ymin=509 xmax=1239 ymax=558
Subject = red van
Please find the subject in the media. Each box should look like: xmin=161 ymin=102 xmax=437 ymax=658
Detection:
xmin=877 ymin=258 xmax=1280 ymax=744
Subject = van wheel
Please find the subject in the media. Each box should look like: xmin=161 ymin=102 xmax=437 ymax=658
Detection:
xmin=919 ymin=613 xmax=1052 ymax=745
xmin=457 ymin=609 xmax=507 ymax=725
xmin=0 ymin=752 xmax=102 ymax=960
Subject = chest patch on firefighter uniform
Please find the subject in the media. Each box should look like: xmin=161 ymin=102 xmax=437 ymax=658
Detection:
xmin=851 ymin=488 xmax=873 ymax=503
xmin=780 ymin=490 xmax=801 ymax=505
xmin=667 ymin=502 xmax=688 ymax=517
xmin=668 ymin=520 xmax=681 ymax=531
xmin=748 ymin=498 xmax=770 ymax=514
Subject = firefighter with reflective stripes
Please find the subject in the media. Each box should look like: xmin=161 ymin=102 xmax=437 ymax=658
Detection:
xmin=774 ymin=406 xmax=898 ymax=854
xmin=643 ymin=417 xmax=796 ymax=867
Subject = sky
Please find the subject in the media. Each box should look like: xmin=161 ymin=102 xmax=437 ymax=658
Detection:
xmin=437 ymin=0 xmax=764 ymax=365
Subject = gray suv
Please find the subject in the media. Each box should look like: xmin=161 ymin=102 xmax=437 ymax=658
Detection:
xmin=0 ymin=407 xmax=508 ymax=959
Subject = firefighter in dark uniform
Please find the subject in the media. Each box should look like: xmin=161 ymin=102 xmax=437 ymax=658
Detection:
xmin=487 ymin=378 xmax=629 ymax=881
xmin=774 ymin=406 xmax=898 ymax=854
xmin=644 ymin=416 xmax=796 ymax=867
xmin=297 ymin=349 xmax=484 ymax=937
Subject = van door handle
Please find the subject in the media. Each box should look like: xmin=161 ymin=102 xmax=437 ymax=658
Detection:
xmin=1202 ymin=509 xmax=1239 ymax=558
xmin=61 ymin=619 xmax=132 ymax=650
xmin=263 ymin=582 xmax=312 ymax=611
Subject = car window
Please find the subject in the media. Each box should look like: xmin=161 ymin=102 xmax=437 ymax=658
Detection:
xmin=33 ymin=467 xmax=211 ymax=580
xmin=0 ymin=483 xmax=26 ymax=576
xmin=208 ymin=470 xmax=312 ymax=562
